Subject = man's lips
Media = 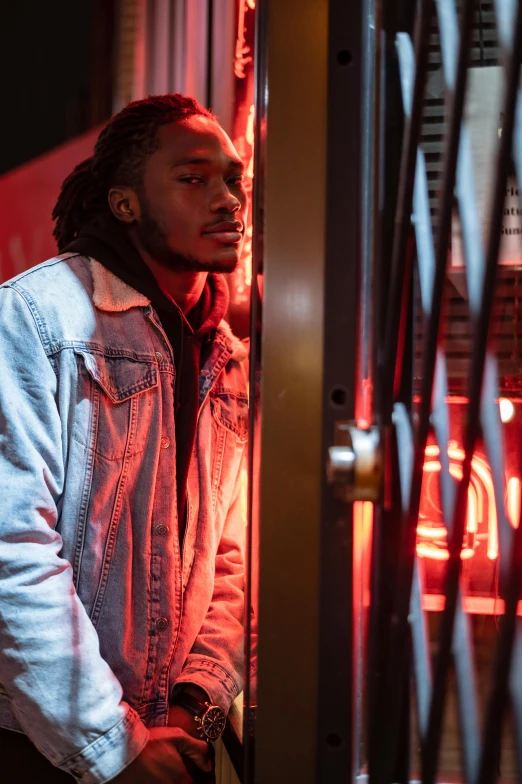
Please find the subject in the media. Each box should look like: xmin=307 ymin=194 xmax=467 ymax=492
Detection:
xmin=202 ymin=221 xmax=244 ymax=244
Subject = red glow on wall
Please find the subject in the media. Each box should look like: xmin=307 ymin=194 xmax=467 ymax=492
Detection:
xmin=0 ymin=128 xmax=99 ymax=283
xmin=354 ymin=501 xmax=373 ymax=611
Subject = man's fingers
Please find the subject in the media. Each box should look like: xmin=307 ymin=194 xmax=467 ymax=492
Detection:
xmin=161 ymin=744 xmax=196 ymax=784
xmin=165 ymin=727 xmax=212 ymax=771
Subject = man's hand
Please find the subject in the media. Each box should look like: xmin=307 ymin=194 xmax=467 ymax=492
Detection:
xmin=168 ymin=684 xmax=211 ymax=739
xmin=168 ymin=704 xmax=200 ymax=739
xmin=110 ymin=727 xmax=211 ymax=784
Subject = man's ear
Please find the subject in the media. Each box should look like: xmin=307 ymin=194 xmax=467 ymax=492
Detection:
xmin=108 ymin=186 xmax=141 ymax=224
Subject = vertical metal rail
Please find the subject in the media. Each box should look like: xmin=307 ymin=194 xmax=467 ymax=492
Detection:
xmin=370 ymin=2 xmax=433 ymax=779
xmin=317 ymin=0 xmax=363 ymax=779
xmin=368 ymin=6 xmax=432 ymax=782
xmin=355 ymin=0 xmax=380 ymax=773
xmin=381 ymin=0 xmax=433 ymax=413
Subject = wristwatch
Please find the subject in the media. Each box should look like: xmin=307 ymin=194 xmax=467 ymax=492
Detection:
xmin=172 ymin=691 xmax=226 ymax=741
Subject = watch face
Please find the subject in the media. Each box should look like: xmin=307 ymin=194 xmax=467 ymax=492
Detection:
xmin=202 ymin=706 xmax=226 ymax=740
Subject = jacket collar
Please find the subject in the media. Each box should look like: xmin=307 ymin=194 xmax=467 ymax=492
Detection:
xmin=89 ymin=257 xmax=247 ymax=362
xmin=90 ymin=257 xmax=149 ymax=311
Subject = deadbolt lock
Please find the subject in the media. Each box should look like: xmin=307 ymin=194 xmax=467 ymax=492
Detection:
xmin=327 ymin=422 xmax=381 ymax=503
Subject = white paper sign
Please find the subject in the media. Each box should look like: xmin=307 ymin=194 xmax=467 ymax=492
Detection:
xmin=451 ymin=67 xmax=522 ymax=267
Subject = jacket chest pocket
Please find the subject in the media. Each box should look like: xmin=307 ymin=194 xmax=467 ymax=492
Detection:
xmin=74 ymin=350 xmax=159 ymax=460
xmin=210 ymin=389 xmax=249 ymax=442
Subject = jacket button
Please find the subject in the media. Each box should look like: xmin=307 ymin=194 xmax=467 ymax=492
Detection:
xmin=155 ymin=524 xmax=169 ymax=536
xmin=156 ymin=352 xmax=163 ymax=362
xmin=155 ymin=617 xmax=169 ymax=632
xmin=161 ymin=437 xmax=171 ymax=449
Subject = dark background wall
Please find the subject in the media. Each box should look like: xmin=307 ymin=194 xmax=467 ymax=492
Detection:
xmin=0 ymin=0 xmax=114 ymax=175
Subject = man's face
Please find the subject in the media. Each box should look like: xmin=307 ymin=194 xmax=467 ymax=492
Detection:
xmin=134 ymin=116 xmax=248 ymax=273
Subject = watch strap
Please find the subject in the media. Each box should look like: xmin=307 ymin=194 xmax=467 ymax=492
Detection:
xmin=172 ymin=690 xmax=207 ymax=718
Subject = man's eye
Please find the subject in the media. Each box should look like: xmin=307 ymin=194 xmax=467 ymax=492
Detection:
xmin=228 ymin=176 xmax=245 ymax=185
xmin=180 ymin=176 xmax=204 ymax=184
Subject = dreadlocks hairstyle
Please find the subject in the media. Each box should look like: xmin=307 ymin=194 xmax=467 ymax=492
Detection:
xmin=52 ymin=94 xmax=215 ymax=250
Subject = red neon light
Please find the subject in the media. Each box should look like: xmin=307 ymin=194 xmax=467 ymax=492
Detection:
xmin=231 ymin=1 xmax=256 ymax=305
xmin=420 ymin=459 xmax=479 ymax=536
xmin=422 ymin=593 xmax=522 ymax=616
xmin=234 ymin=1 xmax=256 ymax=79
xmin=418 ymin=444 xmax=497 ymax=561
xmin=507 ymin=477 xmax=521 ymax=529
xmin=416 ymin=543 xmax=475 ymax=560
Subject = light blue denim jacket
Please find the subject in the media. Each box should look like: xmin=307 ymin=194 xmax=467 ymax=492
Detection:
xmin=0 ymin=253 xmax=248 ymax=782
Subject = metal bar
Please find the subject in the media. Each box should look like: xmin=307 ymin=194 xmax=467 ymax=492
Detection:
xmin=480 ymin=355 xmax=510 ymax=586
xmin=381 ymin=0 xmax=433 ymax=417
xmin=452 ymin=600 xmax=481 ymax=784
xmin=431 ymin=353 xmax=480 ymax=784
xmin=509 ymin=624 xmax=522 ymax=778
xmin=369 ymin=11 xmax=432 ymax=775
xmin=359 ymin=0 xmax=379 ymax=411
xmin=373 ymin=401 xmax=414 ymax=782
xmin=423 ymin=1 xmax=522 ymax=779
xmin=379 ymin=0 xmax=476 ymax=773
xmin=403 ymin=137 xmax=434 ymax=741
xmin=410 ymin=558 xmax=432 ymax=738
xmin=317 ymin=0 xmax=364 ymax=778
xmin=478 ymin=519 xmax=522 ymax=783
xmin=354 ymin=0 xmax=380 ymax=773
xmin=366 ymin=28 xmax=399 ymax=783
xmin=412 ymin=142 xmax=435 ymax=317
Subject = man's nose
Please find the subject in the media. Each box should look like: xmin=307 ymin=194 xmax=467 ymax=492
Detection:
xmin=210 ymin=184 xmax=242 ymax=213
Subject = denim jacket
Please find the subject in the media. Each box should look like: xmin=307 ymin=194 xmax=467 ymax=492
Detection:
xmin=0 ymin=253 xmax=248 ymax=783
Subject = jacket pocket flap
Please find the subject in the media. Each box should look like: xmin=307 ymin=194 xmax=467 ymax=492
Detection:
xmin=210 ymin=390 xmax=249 ymax=441
xmin=75 ymin=350 xmax=158 ymax=403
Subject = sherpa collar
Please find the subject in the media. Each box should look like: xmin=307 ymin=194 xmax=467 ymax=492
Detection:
xmin=90 ymin=257 xmax=149 ymax=311
xmin=88 ymin=257 xmax=248 ymax=362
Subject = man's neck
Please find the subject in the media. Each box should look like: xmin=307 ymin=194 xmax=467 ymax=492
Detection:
xmin=129 ymin=235 xmax=207 ymax=314
xmin=142 ymin=255 xmax=207 ymax=314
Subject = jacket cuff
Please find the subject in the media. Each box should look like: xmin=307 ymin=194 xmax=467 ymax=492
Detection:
xmin=174 ymin=658 xmax=241 ymax=713
xmin=57 ymin=706 xmax=149 ymax=784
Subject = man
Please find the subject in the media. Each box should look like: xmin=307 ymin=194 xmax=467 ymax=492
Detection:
xmin=0 ymin=94 xmax=249 ymax=783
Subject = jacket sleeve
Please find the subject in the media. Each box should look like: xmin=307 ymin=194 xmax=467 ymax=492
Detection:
xmin=0 ymin=285 xmax=149 ymax=783
xmin=174 ymin=457 xmax=246 ymax=711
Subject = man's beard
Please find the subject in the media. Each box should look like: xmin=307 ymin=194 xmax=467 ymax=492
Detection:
xmin=134 ymin=199 xmax=238 ymax=273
